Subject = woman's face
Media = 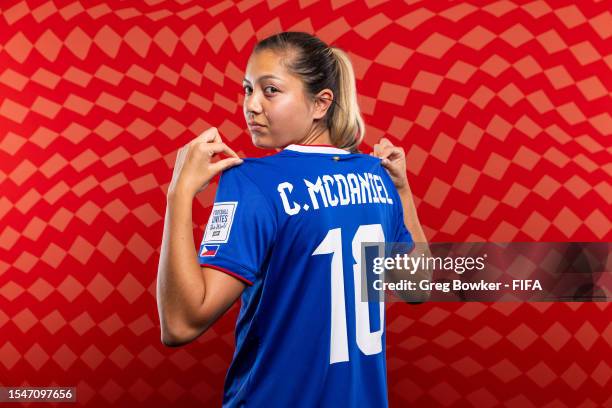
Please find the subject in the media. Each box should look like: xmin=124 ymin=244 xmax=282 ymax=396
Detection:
xmin=243 ymin=49 xmax=321 ymax=149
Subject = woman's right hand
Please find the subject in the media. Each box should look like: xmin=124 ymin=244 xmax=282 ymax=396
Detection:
xmin=167 ymin=127 xmax=243 ymax=199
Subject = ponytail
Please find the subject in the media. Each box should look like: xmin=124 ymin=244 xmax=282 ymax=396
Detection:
xmin=329 ymin=47 xmax=365 ymax=153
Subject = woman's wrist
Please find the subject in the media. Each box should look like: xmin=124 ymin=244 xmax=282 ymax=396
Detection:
xmin=396 ymin=183 xmax=413 ymax=203
xmin=166 ymin=187 xmax=194 ymax=206
xmin=396 ymin=183 xmax=427 ymax=240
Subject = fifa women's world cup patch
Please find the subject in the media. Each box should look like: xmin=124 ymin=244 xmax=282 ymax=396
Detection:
xmin=202 ymin=201 xmax=237 ymax=244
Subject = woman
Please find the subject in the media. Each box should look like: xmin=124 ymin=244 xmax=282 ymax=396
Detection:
xmin=157 ymin=31 xmax=428 ymax=407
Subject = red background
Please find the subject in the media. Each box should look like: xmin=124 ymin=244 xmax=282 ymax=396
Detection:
xmin=0 ymin=0 xmax=611 ymax=407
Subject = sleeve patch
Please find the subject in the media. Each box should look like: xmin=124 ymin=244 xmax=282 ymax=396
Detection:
xmin=203 ymin=201 xmax=237 ymax=244
xmin=200 ymin=244 xmax=220 ymax=257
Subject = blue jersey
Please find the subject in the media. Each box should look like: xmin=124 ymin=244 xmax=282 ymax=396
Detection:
xmin=197 ymin=144 xmax=413 ymax=407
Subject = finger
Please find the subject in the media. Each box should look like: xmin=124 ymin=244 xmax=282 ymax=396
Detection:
xmin=377 ymin=145 xmax=396 ymax=160
xmin=198 ymin=127 xmax=222 ymax=143
xmin=381 ymin=157 xmax=400 ymax=173
xmin=380 ymin=145 xmax=405 ymax=161
xmin=213 ymin=143 xmax=240 ymax=159
xmin=175 ymin=146 xmax=187 ymax=164
xmin=209 ymin=157 xmax=244 ymax=174
xmin=381 ymin=159 xmax=396 ymax=175
xmin=387 ymin=146 xmax=405 ymax=162
xmin=379 ymin=137 xmax=393 ymax=147
xmin=372 ymin=143 xmax=382 ymax=157
xmin=205 ymin=142 xmax=241 ymax=159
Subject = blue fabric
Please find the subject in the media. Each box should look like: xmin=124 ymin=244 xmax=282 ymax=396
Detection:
xmin=198 ymin=146 xmax=414 ymax=408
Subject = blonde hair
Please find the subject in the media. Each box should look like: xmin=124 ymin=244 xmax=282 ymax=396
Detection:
xmin=253 ymin=32 xmax=365 ymax=152
xmin=329 ymin=47 xmax=365 ymax=152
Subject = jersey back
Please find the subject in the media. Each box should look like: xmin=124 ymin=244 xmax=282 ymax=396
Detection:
xmin=198 ymin=144 xmax=413 ymax=408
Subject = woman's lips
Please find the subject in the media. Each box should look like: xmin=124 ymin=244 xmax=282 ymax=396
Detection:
xmin=248 ymin=124 xmax=266 ymax=131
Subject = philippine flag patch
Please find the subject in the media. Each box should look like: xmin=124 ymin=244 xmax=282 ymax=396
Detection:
xmin=200 ymin=244 xmax=220 ymax=257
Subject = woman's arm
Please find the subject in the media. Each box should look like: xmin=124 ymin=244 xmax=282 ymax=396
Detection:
xmin=156 ymin=128 xmax=245 ymax=347
xmin=395 ymin=184 xmax=433 ymax=303
xmin=372 ymin=138 xmax=433 ymax=303
xmin=397 ymin=183 xmax=426 ymax=245
xmin=157 ymin=191 xmax=245 ymax=347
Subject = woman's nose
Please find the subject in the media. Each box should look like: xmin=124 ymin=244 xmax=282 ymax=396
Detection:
xmin=244 ymin=91 xmax=262 ymax=114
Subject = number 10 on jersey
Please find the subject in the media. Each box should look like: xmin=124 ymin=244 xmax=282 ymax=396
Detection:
xmin=313 ymin=224 xmax=385 ymax=364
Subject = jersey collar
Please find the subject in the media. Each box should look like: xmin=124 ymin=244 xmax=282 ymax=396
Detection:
xmin=284 ymin=144 xmax=350 ymax=155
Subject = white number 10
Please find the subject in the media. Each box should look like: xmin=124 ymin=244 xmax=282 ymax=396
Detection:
xmin=312 ymin=224 xmax=385 ymax=364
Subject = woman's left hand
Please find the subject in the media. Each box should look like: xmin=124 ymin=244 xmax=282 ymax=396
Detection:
xmin=371 ymin=137 xmax=409 ymax=192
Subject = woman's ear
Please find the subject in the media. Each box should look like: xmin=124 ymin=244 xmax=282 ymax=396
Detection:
xmin=313 ymin=89 xmax=334 ymax=120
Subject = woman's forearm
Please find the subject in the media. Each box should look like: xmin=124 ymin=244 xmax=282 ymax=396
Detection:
xmin=398 ymin=185 xmax=427 ymax=245
xmin=156 ymin=191 xmax=206 ymax=342
xmin=392 ymin=185 xmax=432 ymax=302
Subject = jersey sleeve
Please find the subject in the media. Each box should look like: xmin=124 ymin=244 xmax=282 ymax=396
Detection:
xmin=197 ymin=167 xmax=276 ymax=286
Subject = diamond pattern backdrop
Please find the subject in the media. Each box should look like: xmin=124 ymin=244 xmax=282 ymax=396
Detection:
xmin=0 ymin=0 xmax=611 ymax=407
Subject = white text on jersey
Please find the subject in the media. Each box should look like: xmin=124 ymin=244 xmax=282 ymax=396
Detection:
xmin=277 ymin=172 xmax=393 ymax=216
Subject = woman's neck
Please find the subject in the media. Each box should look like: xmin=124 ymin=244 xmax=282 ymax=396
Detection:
xmin=296 ymin=127 xmax=332 ymax=146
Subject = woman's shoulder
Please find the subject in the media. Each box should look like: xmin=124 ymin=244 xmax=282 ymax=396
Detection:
xmin=218 ymin=157 xmax=278 ymax=188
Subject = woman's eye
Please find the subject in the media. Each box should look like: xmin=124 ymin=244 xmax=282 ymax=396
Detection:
xmin=243 ymin=85 xmax=277 ymax=95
